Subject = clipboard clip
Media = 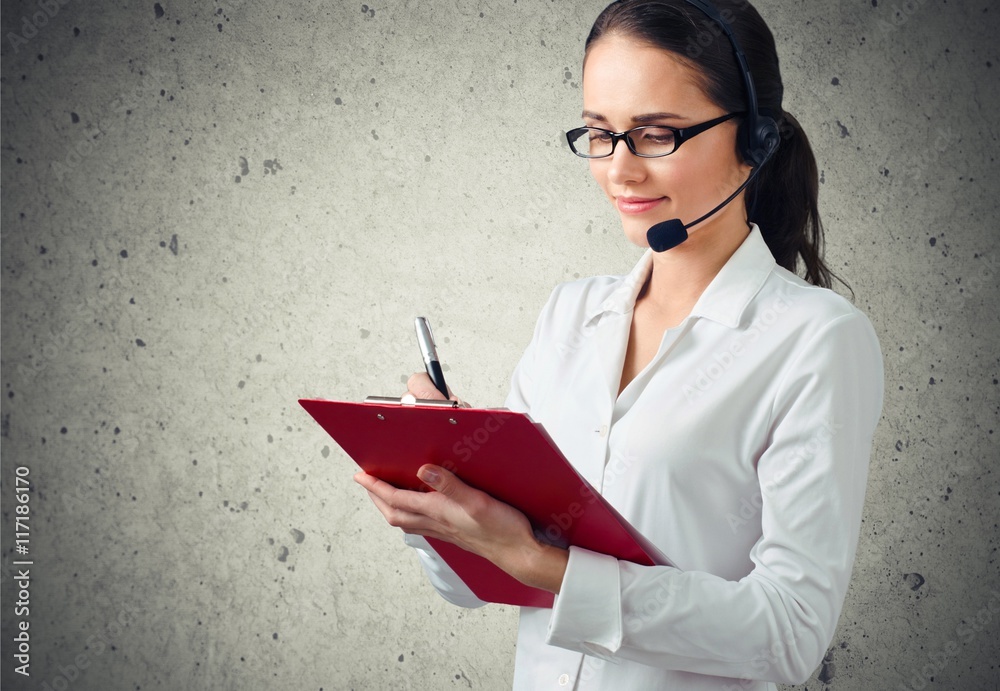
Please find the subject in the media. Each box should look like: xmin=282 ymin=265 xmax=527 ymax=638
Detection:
xmin=364 ymin=394 xmax=459 ymax=408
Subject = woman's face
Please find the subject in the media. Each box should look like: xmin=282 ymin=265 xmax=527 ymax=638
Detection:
xmin=581 ymin=35 xmax=751 ymax=249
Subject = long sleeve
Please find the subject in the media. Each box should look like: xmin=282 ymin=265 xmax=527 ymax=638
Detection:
xmin=403 ymin=534 xmax=487 ymax=608
xmin=543 ymin=310 xmax=884 ymax=684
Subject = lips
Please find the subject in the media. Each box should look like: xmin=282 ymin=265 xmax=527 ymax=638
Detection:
xmin=616 ymin=196 xmax=666 ymax=215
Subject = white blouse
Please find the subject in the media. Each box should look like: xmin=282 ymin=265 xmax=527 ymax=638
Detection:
xmin=406 ymin=225 xmax=884 ymax=690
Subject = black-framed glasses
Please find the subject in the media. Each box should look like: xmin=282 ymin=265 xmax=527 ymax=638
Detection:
xmin=565 ymin=112 xmax=744 ymax=159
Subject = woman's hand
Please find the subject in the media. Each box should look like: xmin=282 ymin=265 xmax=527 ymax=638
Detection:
xmin=406 ymin=372 xmax=470 ymax=407
xmin=354 ymin=464 xmax=568 ymax=593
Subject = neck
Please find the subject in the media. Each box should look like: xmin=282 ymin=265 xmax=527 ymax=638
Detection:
xmin=639 ymin=213 xmax=751 ymax=316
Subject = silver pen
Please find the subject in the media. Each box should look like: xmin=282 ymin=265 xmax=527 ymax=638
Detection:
xmin=414 ymin=317 xmax=449 ymax=399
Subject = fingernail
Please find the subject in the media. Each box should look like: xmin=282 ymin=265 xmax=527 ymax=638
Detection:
xmin=419 ymin=467 xmax=440 ymax=486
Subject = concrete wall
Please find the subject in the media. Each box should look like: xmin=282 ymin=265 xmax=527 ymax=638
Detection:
xmin=1 ymin=0 xmax=997 ymax=689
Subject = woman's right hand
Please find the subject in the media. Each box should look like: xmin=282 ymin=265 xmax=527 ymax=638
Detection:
xmin=406 ymin=372 xmax=470 ymax=407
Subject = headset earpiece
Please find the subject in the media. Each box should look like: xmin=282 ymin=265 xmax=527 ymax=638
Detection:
xmin=739 ymin=113 xmax=780 ymax=168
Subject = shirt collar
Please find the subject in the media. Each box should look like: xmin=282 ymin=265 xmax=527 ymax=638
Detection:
xmin=586 ymin=224 xmax=777 ymax=329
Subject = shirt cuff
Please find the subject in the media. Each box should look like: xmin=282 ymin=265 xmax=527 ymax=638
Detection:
xmin=545 ymin=545 xmax=623 ymax=660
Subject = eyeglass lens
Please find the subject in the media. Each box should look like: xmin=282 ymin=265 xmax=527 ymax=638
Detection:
xmin=570 ymin=127 xmax=678 ymax=158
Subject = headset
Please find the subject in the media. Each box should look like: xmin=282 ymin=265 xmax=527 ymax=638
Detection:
xmin=683 ymin=0 xmax=779 ymax=166
xmin=645 ymin=0 xmax=782 ymax=251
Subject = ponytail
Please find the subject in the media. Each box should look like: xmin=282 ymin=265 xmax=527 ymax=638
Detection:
xmin=748 ymin=111 xmax=847 ymax=293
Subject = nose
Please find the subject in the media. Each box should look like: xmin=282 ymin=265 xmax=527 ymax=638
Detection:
xmin=604 ymin=138 xmax=648 ymax=187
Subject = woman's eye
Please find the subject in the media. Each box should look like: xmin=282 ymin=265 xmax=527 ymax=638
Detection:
xmin=589 ymin=131 xmax=613 ymax=142
xmin=641 ymin=130 xmax=675 ymax=144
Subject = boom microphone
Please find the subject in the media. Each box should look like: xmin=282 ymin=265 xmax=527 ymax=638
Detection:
xmin=645 ymin=161 xmax=767 ymax=252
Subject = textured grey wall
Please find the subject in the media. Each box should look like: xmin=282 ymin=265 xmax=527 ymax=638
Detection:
xmin=1 ymin=0 xmax=997 ymax=689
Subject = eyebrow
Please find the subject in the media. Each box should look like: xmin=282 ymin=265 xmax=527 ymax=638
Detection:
xmin=581 ymin=110 xmax=688 ymax=124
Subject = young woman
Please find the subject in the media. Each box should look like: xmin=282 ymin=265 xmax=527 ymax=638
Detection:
xmin=354 ymin=1 xmax=884 ymax=688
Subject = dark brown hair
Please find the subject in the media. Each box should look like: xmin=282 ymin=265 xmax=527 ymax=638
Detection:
xmin=586 ymin=0 xmax=846 ymax=291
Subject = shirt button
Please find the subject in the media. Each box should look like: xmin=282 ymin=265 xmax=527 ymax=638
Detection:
xmin=599 ymin=424 xmax=608 ymax=438
xmin=558 ymin=673 xmax=570 ymax=686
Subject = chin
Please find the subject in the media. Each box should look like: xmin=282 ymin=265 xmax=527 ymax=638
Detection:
xmin=621 ymin=217 xmax=656 ymax=249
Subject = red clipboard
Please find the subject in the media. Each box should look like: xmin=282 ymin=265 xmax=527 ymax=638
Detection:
xmin=299 ymin=397 xmax=671 ymax=608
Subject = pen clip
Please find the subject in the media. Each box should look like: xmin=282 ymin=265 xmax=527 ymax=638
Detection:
xmin=415 ymin=316 xmax=439 ymax=364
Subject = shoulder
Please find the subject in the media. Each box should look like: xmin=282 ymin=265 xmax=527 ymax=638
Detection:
xmin=752 ymin=264 xmax=880 ymax=346
xmin=750 ymin=266 xmax=884 ymax=400
xmin=754 ymin=268 xmax=885 ymax=435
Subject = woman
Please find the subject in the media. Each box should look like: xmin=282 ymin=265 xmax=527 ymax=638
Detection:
xmin=354 ymin=1 xmax=884 ymax=688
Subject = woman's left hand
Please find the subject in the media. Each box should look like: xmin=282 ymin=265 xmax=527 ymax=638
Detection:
xmin=353 ymin=464 xmax=568 ymax=593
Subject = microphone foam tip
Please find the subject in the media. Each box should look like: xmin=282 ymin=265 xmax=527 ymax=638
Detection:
xmin=646 ymin=219 xmax=687 ymax=252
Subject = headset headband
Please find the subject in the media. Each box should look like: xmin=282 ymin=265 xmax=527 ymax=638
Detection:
xmin=682 ymin=0 xmax=778 ymax=167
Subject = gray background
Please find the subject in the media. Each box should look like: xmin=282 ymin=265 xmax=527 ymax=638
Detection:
xmin=1 ymin=0 xmax=998 ymax=689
